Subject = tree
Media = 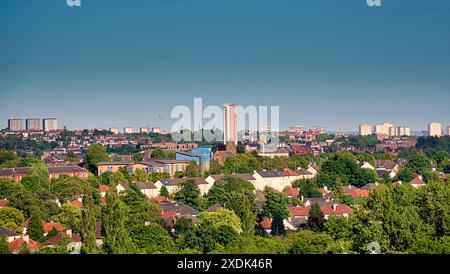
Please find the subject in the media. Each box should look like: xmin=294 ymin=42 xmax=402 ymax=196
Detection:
xmin=8 ymin=191 xmax=43 ymax=218
xmin=0 ymin=178 xmax=24 ymax=199
xmin=52 ymin=176 xmax=85 ymax=203
xmin=130 ymin=223 xmax=176 ymax=254
xmin=199 ymin=208 xmax=242 ymax=232
xmin=307 ymin=203 xmax=325 ymax=232
xmin=174 ymin=180 xmax=201 ymax=210
xmin=397 ymin=167 xmax=415 ymax=182
xmin=186 ymin=161 xmax=201 ymax=178
xmin=102 ymin=190 xmax=136 ymax=254
xmin=222 ymin=153 xmax=262 ymax=174
xmin=54 ymin=204 xmax=82 ymax=234
xmin=0 ymin=207 xmax=25 ymax=234
xmin=271 ymin=209 xmax=286 ymax=236
xmin=262 ymin=187 xmax=289 ymax=219
xmin=131 ymin=168 xmax=148 ymax=182
xmin=293 ymin=179 xmax=322 ymax=198
xmin=28 ymin=211 xmax=44 ymax=243
xmin=86 ymin=144 xmax=109 ymax=173
xmin=241 ymin=194 xmax=255 ymax=240
xmin=406 ymin=152 xmax=432 ymax=175
xmin=151 ymin=148 xmax=165 ymax=159
xmin=288 ymin=230 xmax=335 ymax=254
xmin=159 ymin=185 xmax=169 ymax=198
xmin=120 ymin=189 xmax=163 ymax=228
xmin=0 ymin=236 xmax=12 ymax=254
xmin=81 ymin=190 xmax=97 ymax=254
xmin=132 ymin=152 xmax=143 ymax=163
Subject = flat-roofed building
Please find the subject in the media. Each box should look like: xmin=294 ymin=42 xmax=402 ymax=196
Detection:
xmin=43 ymin=118 xmax=57 ymax=131
xmin=7 ymin=118 xmax=24 ymax=132
xmin=358 ymin=124 xmax=372 ymax=136
xmin=140 ymin=127 xmax=149 ymax=134
xmin=124 ymin=127 xmax=134 ymax=134
xmin=152 ymin=127 xmax=161 ymax=134
xmin=26 ymin=118 xmax=41 ymax=131
xmin=428 ymin=122 xmax=442 ymax=137
xmin=110 ymin=128 xmax=119 ymax=135
xmin=374 ymin=123 xmax=393 ymax=136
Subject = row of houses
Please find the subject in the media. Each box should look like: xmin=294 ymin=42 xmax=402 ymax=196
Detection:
xmin=110 ymin=167 xmax=318 ymax=199
xmin=0 ymin=166 xmax=89 ymax=182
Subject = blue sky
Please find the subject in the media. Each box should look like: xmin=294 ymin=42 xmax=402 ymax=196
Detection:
xmin=0 ymin=0 xmax=449 ymax=132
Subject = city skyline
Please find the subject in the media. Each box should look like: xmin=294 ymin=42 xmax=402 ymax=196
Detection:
xmin=1 ymin=0 xmax=450 ymax=131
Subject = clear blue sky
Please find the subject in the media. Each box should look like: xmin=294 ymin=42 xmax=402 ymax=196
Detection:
xmin=0 ymin=0 xmax=449 ymax=132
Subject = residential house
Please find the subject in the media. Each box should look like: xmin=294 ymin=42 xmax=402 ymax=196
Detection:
xmin=136 ymin=182 xmax=159 ymax=199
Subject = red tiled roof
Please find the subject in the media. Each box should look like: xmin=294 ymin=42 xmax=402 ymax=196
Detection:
xmin=154 ymin=196 xmax=173 ymax=204
xmin=260 ymin=218 xmax=272 ymax=230
xmin=321 ymin=204 xmax=353 ymax=215
xmin=410 ymin=176 xmax=425 ymax=185
xmin=347 ymin=189 xmax=370 ymax=198
xmin=0 ymin=199 xmax=8 ymax=207
xmin=162 ymin=211 xmax=178 ymax=220
xmin=9 ymin=238 xmax=40 ymax=251
xmin=288 ymin=206 xmax=310 ymax=217
xmin=319 ymin=188 xmax=330 ymax=196
xmin=43 ymin=222 xmax=65 ymax=233
xmin=283 ymin=186 xmax=299 ymax=197
xmin=98 ymin=185 xmax=110 ymax=192
xmin=283 ymin=168 xmax=299 ymax=177
xmin=70 ymin=199 xmax=83 ymax=208
xmin=44 ymin=232 xmax=81 ymax=246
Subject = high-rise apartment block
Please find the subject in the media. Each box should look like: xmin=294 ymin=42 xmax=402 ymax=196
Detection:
xmin=43 ymin=118 xmax=57 ymax=131
xmin=140 ymin=127 xmax=149 ymax=134
xmin=359 ymin=124 xmax=372 ymax=136
xmin=428 ymin=122 xmax=442 ymax=137
xmin=223 ymin=103 xmax=238 ymax=145
xmin=374 ymin=123 xmax=394 ymax=135
xmin=26 ymin=118 xmax=41 ymax=131
xmin=7 ymin=118 xmax=24 ymax=132
xmin=152 ymin=127 xmax=161 ymax=134
xmin=124 ymin=127 xmax=134 ymax=134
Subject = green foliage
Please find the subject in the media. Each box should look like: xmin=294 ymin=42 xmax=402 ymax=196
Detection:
xmin=86 ymin=144 xmax=109 ymax=173
xmin=52 ymin=176 xmax=86 ymax=203
xmin=120 ymin=189 xmax=162 ymax=228
xmin=416 ymin=136 xmax=450 ymax=154
xmin=81 ymin=190 xmax=97 ymax=254
xmin=130 ymin=223 xmax=176 ymax=254
xmin=316 ymin=151 xmax=377 ymax=188
xmin=185 ymin=161 xmax=201 ymax=178
xmin=262 ymin=187 xmax=289 ymax=219
xmin=159 ymin=185 xmax=169 ymax=198
xmin=28 ymin=211 xmax=44 ymax=243
xmin=288 ymin=230 xmax=336 ymax=254
xmin=102 ymin=190 xmax=136 ymax=254
xmin=54 ymin=204 xmax=82 ymax=234
xmin=270 ymin=209 xmax=286 ymax=236
xmin=307 ymin=203 xmax=325 ymax=232
xmin=222 ymin=154 xmax=262 ymax=174
xmin=0 ymin=178 xmax=24 ymax=199
xmin=293 ymin=179 xmax=322 ymax=198
xmin=406 ymin=152 xmax=432 ymax=175
xmin=174 ymin=180 xmax=202 ymax=210
xmin=199 ymin=208 xmax=242 ymax=232
xmin=8 ymin=191 xmax=43 ymax=218
xmin=151 ymin=148 xmax=166 ymax=159
xmin=0 ymin=235 xmax=12 ymax=254
xmin=0 ymin=206 xmax=25 ymax=234
xmin=397 ymin=167 xmax=415 ymax=182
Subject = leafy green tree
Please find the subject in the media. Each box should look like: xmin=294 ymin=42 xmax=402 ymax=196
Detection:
xmin=120 ymin=189 xmax=162 ymax=228
xmin=173 ymin=217 xmax=195 ymax=236
xmin=81 ymin=190 xmax=97 ymax=254
xmin=288 ymin=230 xmax=335 ymax=254
xmin=307 ymin=203 xmax=325 ymax=232
xmin=186 ymin=161 xmax=201 ymax=178
xmin=222 ymin=154 xmax=262 ymax=174
xmin=151 ymin=148 xmax=166 ymax=159
xmin=8 ymin=191 xmax=43 ymax=218
xmin=216 ymin=225 xmax=239 ymax=247
xmin=262 ymin=187 xmax=289 ymax=219
xmin=406 ymin=152 xmax=432 ymax=175
xmin=159 ymin=185 xmax=169 ymax=198
xmin=199 ymin=208 xmax=242 ymax=232
xmin=52 ymin=176 xmax=85 ymax=203
xmin=174 ymin=180 xmax=201 ymax=210
xmin=45 ymin=227 xmax=59 ymax=241
xmin=102 ymin=190 xmax=136 ymax=254
xmin=28 ymin=211 xmax=44 ymax=243
xmin=130 ymin=223 xmax=176 ymax=254
xmin=271 ymin=209 xmax=286 ymax=236
xmin=132 ymin=153 xmax=143 ymax=163
xmin=0 ymin=236 xmax=12 ymax=254
xmin=54 ymin=204 xmax=82 ymax=234
xmin=86 ymin=144 xmax=109 ymax=173
xmin=131 ymin=168 xmax=148 ymax=182
xmin=293 ymin=179 xmax=322 ymax=198
xmin=0 ymin=207 xmax=24 ymax=234
xmin=397 ymin=167 xmax=415 ymax=182
xmin=0 ymin=178 xmax=24 ymax=199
